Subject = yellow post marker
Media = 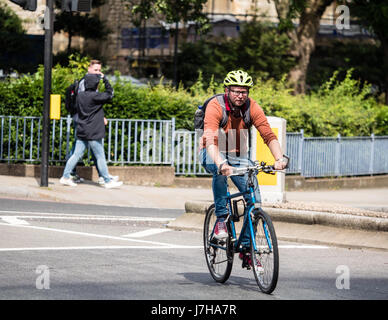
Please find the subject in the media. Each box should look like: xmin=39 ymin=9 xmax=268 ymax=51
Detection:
xmin=50 ymin=94 xmax=61 ymax=120
xmin=250 ymin=117 xmax=287 ymax=203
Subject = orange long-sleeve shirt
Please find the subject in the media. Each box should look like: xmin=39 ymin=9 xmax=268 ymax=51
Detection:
xmin=200 ymin=96 xmax=277 ymax=155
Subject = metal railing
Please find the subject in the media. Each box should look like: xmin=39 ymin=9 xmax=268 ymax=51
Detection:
xmin=0 ymin=115 xmax=175 ymax=166
xmin=173 ymin=130 xmax=388 ymax=178
xmin=1 ymin=115 xmax=387 ymax=178
xmin=105 ymin=118 xmax=175 ymax=165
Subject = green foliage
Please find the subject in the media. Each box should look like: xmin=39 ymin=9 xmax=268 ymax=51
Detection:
xmin=0 ymin=54 xmax=88 ymax=117
xmin=0 ymin=1 xmax=28 ymax=72
xmin=307 ymin=40 xmax=384 ymax=94
xmin=0 ymin=55 xmax=386 ymax=137
xmin=250 ymin=70 xmax=387 ymax=136
xmin=175 ymin=19 xmax=295 ymax=88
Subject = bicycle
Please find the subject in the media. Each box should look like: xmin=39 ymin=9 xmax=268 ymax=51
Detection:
xmin=203 ymin=156 xmax=289 ymax=294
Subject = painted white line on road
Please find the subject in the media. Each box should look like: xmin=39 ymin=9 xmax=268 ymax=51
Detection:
xmin=0 ymin=212 xmax=175 ymax=222
xmin=0 ymin=245 xmax=203 ymax=252
xmin=0 ymin=222 xmax=177 ymax=248
xmin=0 ymin=215 xmax=175 ymax=222
xmin=279 ymin=245 xmax=329 ymax=249
xmin=0 ymin=244 xmax=328 ymax=252
xmin=122 ymin=228 xmax=171 ymax=238
xmin=1 ymin=216 xmax=29 ymax=225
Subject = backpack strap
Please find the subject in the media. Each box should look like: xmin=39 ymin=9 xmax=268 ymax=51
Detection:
xmin=242 ymin=98 xmax=251 ymax=128
xmin=243 ymin=98 xmax=252 ymax=157
xmin=207 ymin=94 xmax=251 ymax=129
xmin=215 ymin=94 xmax=229 ymax=128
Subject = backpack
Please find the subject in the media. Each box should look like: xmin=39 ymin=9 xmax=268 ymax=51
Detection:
xmin=194 ymin=94 xmax=251 ymax=132
xmin=65 ymin=79 xmax=80 ymax=116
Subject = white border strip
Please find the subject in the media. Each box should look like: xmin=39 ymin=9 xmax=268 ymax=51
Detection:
xmin=0 ymin=222 xmax=177 ymax=247
xmin=0 ymin=211 xmax=175 ymax=222
xmin=0 ymin=244 xmax=327 ymax=252
xmin=0 ymin=245 xmax=202 ymax=252
xmin=122 ymin=228 xmax=171 ymax=238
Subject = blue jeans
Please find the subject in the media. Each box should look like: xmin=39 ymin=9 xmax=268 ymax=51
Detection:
xmin=199 ymin=148 xmax=261 ymax=247
xmin=67 ymin=117 xmax=100 ymax=177
xmin=63 ymin=139 xmax=111 ymax=183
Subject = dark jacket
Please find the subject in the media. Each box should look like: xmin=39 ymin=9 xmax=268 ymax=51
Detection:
xmin=76 ymin=74 xmax=113 ymax=140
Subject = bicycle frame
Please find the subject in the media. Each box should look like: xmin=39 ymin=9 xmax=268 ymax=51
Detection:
xmin=227 ymin=187 xmax=257 ymax=252
xmin=209 ymin=174 xmax=273 ymax=254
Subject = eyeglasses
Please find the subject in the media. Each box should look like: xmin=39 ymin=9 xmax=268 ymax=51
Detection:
xmin=229 ymin=89 xmax=249 ymax=96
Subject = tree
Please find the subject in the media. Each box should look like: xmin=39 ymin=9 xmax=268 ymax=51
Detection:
xmin=125 ymin=0 xmax=209 ymax=84
xmin=155 ymin=0 xmax=208 ymax=87
xmin=54 ymin=0 xmax=109 ymax=55
xmin=0 ymin=1 xmax=27 ymax=72
xmin=273 ymin=0 xmax=334 ymax=94
xmin=349 ymin=0 xmax=388 ymax=105
xmin=175 ymin=19 xmax=295 ymax=88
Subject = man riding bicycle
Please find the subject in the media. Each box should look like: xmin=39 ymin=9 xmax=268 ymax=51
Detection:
xmin=199 ymin=70 xmax=287 ymax=267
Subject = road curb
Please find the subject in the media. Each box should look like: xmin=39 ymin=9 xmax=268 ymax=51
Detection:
xmin=184 ymin=201 xmax=388 ymax=232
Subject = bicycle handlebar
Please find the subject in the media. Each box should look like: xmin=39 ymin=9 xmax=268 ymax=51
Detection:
xmin=227 ymin=155 xmax=289 ymax=177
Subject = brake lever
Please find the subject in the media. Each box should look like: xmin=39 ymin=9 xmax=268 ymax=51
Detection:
xmin=262 ymin=165 xmax=275 ymax=174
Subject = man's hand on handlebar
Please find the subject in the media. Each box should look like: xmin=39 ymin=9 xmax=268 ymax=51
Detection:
xmin=219 ymin=163 xmax=234 ymax=176
xmin=274 ymin=159 xmax=287 ymax=170
xmin=274 ymin=155 xmax=289 ymax=170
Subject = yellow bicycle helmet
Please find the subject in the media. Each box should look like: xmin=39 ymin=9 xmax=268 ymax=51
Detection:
xmin=223 ymin=70 xmax=253 ymax=88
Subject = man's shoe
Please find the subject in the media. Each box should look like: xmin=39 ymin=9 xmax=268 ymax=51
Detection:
xmin=98 ymin=175 xmax=119 ymax=185
xmin=213 ymin=219 xmax=228 ymax=240
xmin=239 ymin=251 xmax=251 ymax=270
xmin=60 ymin=177 xmax=77 ymax=187
xmin=239 ymin=251 xmax=264 ymax=273
xmin=104 ymin=180 xmax=123 ymax=189
xmin=70 ymin=174 xmax=84 ymax=183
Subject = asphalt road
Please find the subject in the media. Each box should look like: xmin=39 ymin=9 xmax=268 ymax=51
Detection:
xmin=0 ymin=198 xmax=387 ymax=301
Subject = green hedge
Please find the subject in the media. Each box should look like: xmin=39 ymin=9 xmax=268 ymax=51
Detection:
xmin=0 ymin=55 xmax=387 ymax=137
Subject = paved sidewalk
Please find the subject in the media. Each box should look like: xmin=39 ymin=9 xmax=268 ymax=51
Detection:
xmin=1 ymin=175 xmax=387 ymax=211
xmin=0 ymin=175 xmax=387 ymax=251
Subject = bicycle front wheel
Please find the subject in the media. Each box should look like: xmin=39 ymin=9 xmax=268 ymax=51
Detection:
xmin=250 ymin=208 xmax=279 ymax=294
xmin=203 ymin=204 xmax=233 ymax=283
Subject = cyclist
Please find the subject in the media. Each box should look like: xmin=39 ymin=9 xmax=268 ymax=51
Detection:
xmin=199 ymin=70 xmax=288 ymax=267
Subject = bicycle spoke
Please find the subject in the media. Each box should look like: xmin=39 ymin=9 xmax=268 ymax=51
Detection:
xmin=251 ymin=209 xmax=279 ymax=294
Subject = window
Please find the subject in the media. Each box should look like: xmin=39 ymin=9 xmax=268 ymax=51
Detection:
xmin=121 ymin=27 xmax=170 ymax=49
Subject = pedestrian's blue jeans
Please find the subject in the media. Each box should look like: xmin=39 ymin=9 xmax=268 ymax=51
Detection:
xmin=63 ymin=139 xmax=111 ymax=183
xmin=199 ymin=148 xmax=261 ymax=247
xmin=67 ymin=118 xmax=100 ymax=177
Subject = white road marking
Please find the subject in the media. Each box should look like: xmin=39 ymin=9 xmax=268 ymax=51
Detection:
xmin=0 ymin=214 xmax=330 ymax=252
xmin=122 ymin=228 xmax=171 ymax=238
xmin=278 ymin=245 xmax=329 ymax=249
xmin=0 ymin=222 xmax=177 ymax=248
xmin=0 ymin=244 xmax=328 ymax=252
xmin=0 ymin=245 xmax=203 ymax=252
xmin=0 ymin=211 xmax=175 ymax=222
xmin=1 ymin=216 xmax=29 ymax=225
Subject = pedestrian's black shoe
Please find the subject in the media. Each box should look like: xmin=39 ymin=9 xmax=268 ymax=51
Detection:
xmin=70 ymin=174 xmax=84 ymax=183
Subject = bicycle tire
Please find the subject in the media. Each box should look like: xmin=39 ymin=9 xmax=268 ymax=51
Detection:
xmin=250 ymin=208 xmax=279 ymax=294
xmin=203 ymin=203 xmax=234 ymax=283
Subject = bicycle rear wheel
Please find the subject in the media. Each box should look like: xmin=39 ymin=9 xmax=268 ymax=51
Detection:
xmin=250 ymin=208 xmax=279 ymax=294
xmin=203 ymin=204 xmax=234 ymax=283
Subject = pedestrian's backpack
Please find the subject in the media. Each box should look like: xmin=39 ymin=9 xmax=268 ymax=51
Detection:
xmin=194 ymin=93 xmax=251 ymax=133
xmin=65 ymin=79 xmax=80 ymax=116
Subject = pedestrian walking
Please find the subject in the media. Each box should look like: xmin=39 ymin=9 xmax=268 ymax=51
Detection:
xmin=67 ymin=59 xmax=119 ymax=184
xmin=60 ymin=73 xmax=122 ymax=189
